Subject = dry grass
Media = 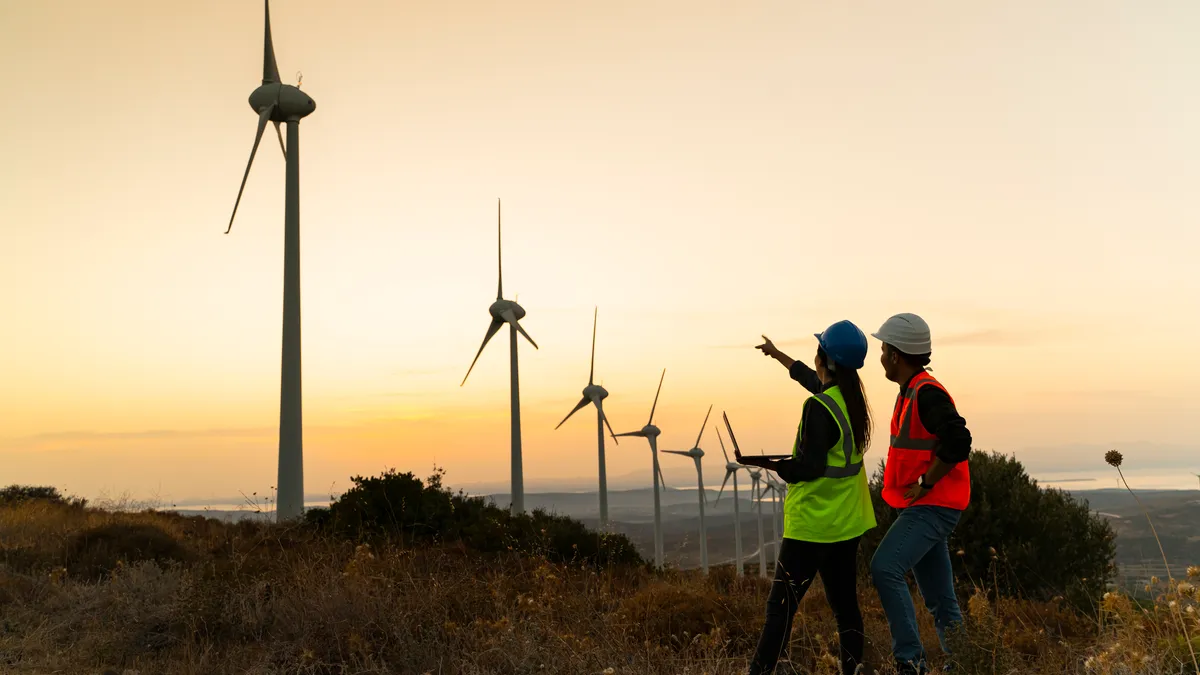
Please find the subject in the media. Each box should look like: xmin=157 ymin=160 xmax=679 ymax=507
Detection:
xmin=0 ymin=502 xmax=1196 ymax=675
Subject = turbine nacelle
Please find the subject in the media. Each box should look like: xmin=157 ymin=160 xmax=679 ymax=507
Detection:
xmin=583 ymin=383 xmax=609 ymax=402
xmin=249 ymin=83 xmax=316 ymax=121
xmin=490 ymin=299 xmax=527 ymax=322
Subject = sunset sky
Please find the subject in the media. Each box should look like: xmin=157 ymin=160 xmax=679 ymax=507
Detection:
xmin=2 ymin=0 xmax=1198 ymax=504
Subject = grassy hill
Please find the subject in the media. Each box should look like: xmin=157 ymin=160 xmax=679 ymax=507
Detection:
xmin=1 ymin=493 xmax=1198 ymax=674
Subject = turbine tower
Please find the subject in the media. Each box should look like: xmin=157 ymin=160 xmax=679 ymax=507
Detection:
xmin=615 ymin=369 xmax=668 ymax=569
xmin=461 ymin=199 xmax=538 ymax=515
xmin=761 ymin=469 xmax=784 ymax=563
xmin=224 ymin=0 xmax=317 ymax=522
xmin=715 ymin=428 xmax=748 ymax=577
xmin=662 ymin=404 xmax=713 ymax=575
xmin=554 ymin=307 xmax=619 ymax=529
xmin=748 ymin=467 xmax=768 ymax=578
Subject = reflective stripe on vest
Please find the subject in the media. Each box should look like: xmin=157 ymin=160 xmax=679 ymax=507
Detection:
xmin=813 ymin=391 xmax=863 ymax=478
xmin=890 ymin=385 xmax=940 ymax=452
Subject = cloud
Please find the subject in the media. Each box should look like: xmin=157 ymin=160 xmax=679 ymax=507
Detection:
xmin=707 ymin=337 xmax=813 ymax=350
xmin=0 ymin=427 xmax=273 ymax=448
xmin=937 ymin=328 xmax=1028 ymax=347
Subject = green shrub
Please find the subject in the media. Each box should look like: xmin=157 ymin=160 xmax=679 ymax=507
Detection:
xmin=860 ymin=451 xmax=1116 ymax=610
xmin=63 ymin=523 xmax=191 ymax=580
xmin=308 ymin=467 xmax=643 ymax=568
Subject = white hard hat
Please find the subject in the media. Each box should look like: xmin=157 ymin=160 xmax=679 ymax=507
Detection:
xmin=871 ymin=313 xmax=932 ymax=354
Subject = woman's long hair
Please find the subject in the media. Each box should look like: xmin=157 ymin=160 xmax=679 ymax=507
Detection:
xmin=818 ymin=348 xmax=873 ymax=453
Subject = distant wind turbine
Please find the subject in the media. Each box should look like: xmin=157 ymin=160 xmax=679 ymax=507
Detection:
xmin=554 ymin=307 xmax=619 ymax=529
xmin=224 ymin=0 xmax=317 ymax=522
xmin=715 ymin=426 xmax=748 ymax=577
xmin=760 ymin=469 xmax=784 ymax=564
xmin=461 ymin=199 xmax=538 ymax=515
xmin=747 ymin=467 xmax=767 ymax=578
xmin=615 ymin=369 xmax=669 ymax=569
xmin=662 ymin=404 xmax=713 ymax=575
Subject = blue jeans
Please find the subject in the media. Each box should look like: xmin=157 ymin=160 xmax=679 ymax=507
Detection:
xmin=870 ymin=505 xmax=964 ymax=665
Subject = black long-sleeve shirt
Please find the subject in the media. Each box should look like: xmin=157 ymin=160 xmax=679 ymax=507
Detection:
xmin=741 ymin=362 xmax=972 ymax=484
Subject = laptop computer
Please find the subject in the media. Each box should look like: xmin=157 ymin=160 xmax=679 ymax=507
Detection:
xmin=723 ymin=411 xmax=790 ymax=461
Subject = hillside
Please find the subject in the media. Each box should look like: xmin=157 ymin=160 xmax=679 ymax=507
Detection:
xmin=2 ymin=495 xmax=1198 ymax=674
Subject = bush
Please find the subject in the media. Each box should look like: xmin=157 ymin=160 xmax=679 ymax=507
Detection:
xmin=63 ymin=522 xmax=191 ymax=580
xmin=0 ymin=484 xmax=86 ymax=508
xmin=861 ymin=451 xmax=1116 ymax=610
xmin=308 ymin=467 xmax=644 ymax=568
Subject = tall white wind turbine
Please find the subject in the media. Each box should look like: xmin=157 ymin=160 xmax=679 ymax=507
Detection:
xmin=748 ymin=467 xmax=768 ymax=578
xmin=714 ymin=427 xmax=747 ymax=577
xmin=461 ymin=199 xmax=538 ymax=515
xmin=662 ymin=404 xmax=713 ymax=575
xmin=614 ymin=369 xmax=669 ymax=569
xmin=554 ymin=307 xmax=619 ymax=529
xmin=224 ymin=0 xmax=316 ymax=522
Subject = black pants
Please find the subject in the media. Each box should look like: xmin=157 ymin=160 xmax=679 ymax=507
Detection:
xmin=748 ymin=536 xmax=865 ymax=675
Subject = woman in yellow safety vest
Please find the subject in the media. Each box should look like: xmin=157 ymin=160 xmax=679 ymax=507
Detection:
xmin=739 ymin=320 xmax=877 ymax=675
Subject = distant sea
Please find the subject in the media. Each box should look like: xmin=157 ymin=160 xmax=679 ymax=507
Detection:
xmin=1034 ymin=469 xmax=1199 ymax=491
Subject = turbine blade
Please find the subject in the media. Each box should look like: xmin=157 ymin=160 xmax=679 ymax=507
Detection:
xmin=460 ymin=320 xmax=504 ymax=386
xmin=499 ymin=309 xmax=537 ymax=349
xmin=262 ymin=0 xmax=281 ymax=85
xmin=589 ymin=306 xmax=597 ymax=385
xmin=648 ymin=368 xmax=666 ymax=425
xmin=716 ymin=427 xmax=731 ymax=463
xmin=657 ymin=463 xmax=667 ymax=490
xmin=716 ymin=471 xmax=732 ymax=505
xmin=274 ymin=121 xmax=286 ymax=158
xmin=555 ymin=396 xmax=591 ymax=430
xmin=225 ymin=104 xmax=275 ymax=234
xmin=694 ymin=404 xmax=713 ymax=449
xmin=515 ymin=322 xmax=538 ymax=350
xmin=614 ymin=431 xmax=646 ymax=438
xmin=661 ymin=450 xmax=690 ymax=457
xmin=496 ymin=198 xmax=503 ymax=300
xmin=600 ymin=408 xmax=619 ymax=445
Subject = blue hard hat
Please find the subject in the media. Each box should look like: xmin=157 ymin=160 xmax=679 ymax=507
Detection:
xmin=814 ymin=320 xmax=868 ymax=370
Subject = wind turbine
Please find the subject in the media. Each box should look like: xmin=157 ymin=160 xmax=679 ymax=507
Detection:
xmin=747 ymin=467 xmax=768 ymax=578
xmin=461 ymin=199 xmax=538 ymax=515
xmin=554 ymin=307 xmax=619 ymax=529
xmin=760 ymin=469 xmax=784 ymax=563
xmin=615 ymin=369 xmax=668 ymax=569
xmin=662 ymin=404 xmax=713 ymax=575
xmin=715 ymin=426 xmax=747 ymax=577
xmin=224 ymin=0 xmax=317 ymax=522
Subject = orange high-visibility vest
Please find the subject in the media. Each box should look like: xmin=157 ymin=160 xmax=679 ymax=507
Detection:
xmin=882 ymin=371 xmax=971 ymax=510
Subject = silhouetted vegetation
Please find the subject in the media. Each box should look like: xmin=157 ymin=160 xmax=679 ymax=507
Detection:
xmin=0 ymin=464 xmax=1195 ymax=673
xmin=62 ymin=522 xmax=192 ymax=581
xmin=0 ymin=484 xmax=86 ymax=508
xmin=861 ymin=451 xmax=1118 ymax=611
xmin=305 ymin=467 xmax=644 ymax=569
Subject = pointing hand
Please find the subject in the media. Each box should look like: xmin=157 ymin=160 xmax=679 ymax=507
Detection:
xmin=756 ymin=335 xmax=777 ymax=358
